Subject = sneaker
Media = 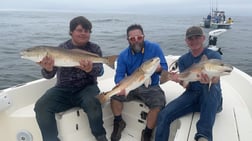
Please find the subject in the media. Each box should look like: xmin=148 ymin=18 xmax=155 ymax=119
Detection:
xmin=96 ymin=135 xmax=108 ymax=141
xmin=141 ymin=130 xmax=151 ymax=141
xmin=111 ymin=120 xmax=126 ymax=141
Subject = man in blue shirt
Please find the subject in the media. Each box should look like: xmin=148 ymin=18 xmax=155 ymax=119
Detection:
xmin=110 ymin=24 xmax=168 ymax=141
xmin=155 ymin=26 xmax=223 ymax=141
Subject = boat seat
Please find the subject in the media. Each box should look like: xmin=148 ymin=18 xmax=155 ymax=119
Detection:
xmin=54 ymin=100 xmax=151 ymax=141
xmin=185 ymin=85 xmax=252 ymax=141
xmin=185 ymin=106 xmax=252 ymax=141
xmin=188 ymin=109 xmax=238 ymax=141
xmin=160 ymin=80 xmax=252 ymax=141
xmin=55 ymin=104 xmax=114 ymax=141
xmin=233 ymin=107 xmax=252 ymax=141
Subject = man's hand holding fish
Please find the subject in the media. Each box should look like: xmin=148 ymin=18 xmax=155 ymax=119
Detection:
xmin=78 ymin=59 xmax=93 ymax=72
xmin=37 ymin=56 xmax=54 ymax=72
xmin=198 ymin=73 xmax=219 ymax=84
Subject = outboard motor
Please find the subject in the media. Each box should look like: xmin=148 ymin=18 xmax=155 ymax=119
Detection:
xmin=207 ymin=29 xmax=227 ymax=55
xmin=209 ymin=35 xmax=217 ymax=46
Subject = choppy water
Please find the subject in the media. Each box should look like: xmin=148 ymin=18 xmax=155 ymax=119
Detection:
xmin=0 ymin=10 xmax=252 ymax=90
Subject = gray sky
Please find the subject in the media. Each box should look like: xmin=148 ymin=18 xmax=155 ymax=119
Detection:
xmin=1 ymin=0 xmax=252 ymax=16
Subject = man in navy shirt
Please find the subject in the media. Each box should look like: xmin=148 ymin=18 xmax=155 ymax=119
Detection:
xmin=110 ymin=24 xmax=168 ymax=141
xmin=34 ymin=16 xmax=107 ymax=141
xmin=155 ymin=26 xmax=223 ymax=141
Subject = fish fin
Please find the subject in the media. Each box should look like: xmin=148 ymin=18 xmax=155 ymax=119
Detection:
xmin=179 ymin=71 xmax=191 ymax=78
xmin=208 ymin=81 xmax=212 ymax=91
xmin=111 ymin=83 xmax=121 ymax=90
xmin=182 ymin=81 xmax=189 ymax=88
xmin=200 ymin=55 xmax=209 ymax=62
xmin=45 ymin=51 xmax=52 ymax=58
xmin=160 ymin=70 xmax=172 ymax=84
xmin=138 ymin=74 xmax=146 ymax=82
xmin=104 ymin=55 xmax=118 ymax=69
xmin=144 ymin=78 xmax=151 ymax=87
xmin=71 ymin=49 xmax=100 ymax=57
xmin=96 ymin=92 xmax=109 ymax=104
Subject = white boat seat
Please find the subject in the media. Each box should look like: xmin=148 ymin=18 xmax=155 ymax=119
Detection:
xmin=54 ymin=100 xmax=151 ymax=141
xmin=55 ymin=107 xmax=95 ymax=141
xmin=185 ymin=80 xmax=252 ymax=141
xmin=55 ymin=105 xmax=114 ymax=141
xmin=232 ymin=107 xmax=252 ymax=141
xmin=185 ymin=106 xmax=252 ymax=141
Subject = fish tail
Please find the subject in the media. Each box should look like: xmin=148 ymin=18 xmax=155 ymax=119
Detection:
xmin=105 ymin=55 xmax=118 ymax=69
xmin=160 ymin=70 xmax=172 ymax=84
xmin=96 ymin=92 xmax=109 ymax=104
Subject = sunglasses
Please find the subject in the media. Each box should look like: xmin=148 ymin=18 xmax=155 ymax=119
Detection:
xmin=187 ymin=35 xmax=202 ymax=40
xmin=128 ymin=35 xmax=144 ymax=42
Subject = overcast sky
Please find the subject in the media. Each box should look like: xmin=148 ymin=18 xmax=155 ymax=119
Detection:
xmin=1 ymin=0 xmax=252 ymax=16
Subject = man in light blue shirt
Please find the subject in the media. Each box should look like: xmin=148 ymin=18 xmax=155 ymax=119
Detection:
xmin=110 ymin=24 xmax=168 ymax=141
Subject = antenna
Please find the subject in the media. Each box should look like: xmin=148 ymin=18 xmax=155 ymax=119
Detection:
xmin=216 ymin=0 xmax=218 ymax=11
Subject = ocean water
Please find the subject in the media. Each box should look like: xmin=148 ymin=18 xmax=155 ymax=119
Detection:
xmin=0 ymin=10 xmax=252 ymax=90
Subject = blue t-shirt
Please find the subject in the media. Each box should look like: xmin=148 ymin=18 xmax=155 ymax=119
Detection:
xmin=115 ymin=40 xmax=168 ymax=86
xmin=178 ymin=48 xmax=222 ymax=91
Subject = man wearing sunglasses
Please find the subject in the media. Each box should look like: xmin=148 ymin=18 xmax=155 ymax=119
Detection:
xmin=155 ymin=26 xmax=223 ymax=141
xmin=110 ymin=24 xmax=168 ymax=141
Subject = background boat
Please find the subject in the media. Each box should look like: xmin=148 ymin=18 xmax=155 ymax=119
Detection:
xmin=200 ymin=0 xmax=233 ymax=29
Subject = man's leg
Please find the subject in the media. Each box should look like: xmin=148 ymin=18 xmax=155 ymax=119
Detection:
xmin=76 ymin=84 xmax=107 ymax=140
xmin=155 ymin=91 xmax=199 ymax=141
xmin=34 ymin=87 xmax=73 ymax=141
xmin=110 ymin=98 xmax=126 ymax=141
xmin=195 ymin=85 xmax=222 ymax=141
xmin=133 ymin=85 xmax=165 ymax=141
xmin=141 ymin=107 xmax=160 ymax=141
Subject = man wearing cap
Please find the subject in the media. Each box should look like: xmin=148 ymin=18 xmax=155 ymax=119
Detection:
xmin=155 ymin=26 xmax=223 ymax=141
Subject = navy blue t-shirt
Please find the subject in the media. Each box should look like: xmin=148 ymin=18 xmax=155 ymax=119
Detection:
xmin=178 ymin=48 xmax=222 ymax=91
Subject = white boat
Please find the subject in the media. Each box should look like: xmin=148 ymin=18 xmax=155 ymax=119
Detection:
xmin=1 ymin=55 xmax=252 ymax=141
xmin=200 ymin=0 xmax=233 ymax=29
xmin=1 ymin=30 xmax=252 ymax=141
xmin=201 ymin=10 xmax=233 ymax=29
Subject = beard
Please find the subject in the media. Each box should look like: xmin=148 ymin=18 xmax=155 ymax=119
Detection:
xmin=130 ymin=42 xmax=144 ymax=53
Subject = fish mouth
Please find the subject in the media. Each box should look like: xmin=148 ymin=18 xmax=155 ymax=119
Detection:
xmin=19 ymin=50 xmax=28 ymax=58
xmin=153 ymin=57 xmax=160 ymax=64
xmin=225 ymin=70 xmax=232 ymax=73
xmin=223 ymin=66 xmax=233 ymax=73
xmin=20 ymin=51 xmax=24 ymax=57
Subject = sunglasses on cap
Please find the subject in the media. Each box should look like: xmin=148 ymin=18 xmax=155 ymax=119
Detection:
xmin=128 ymin=35 xmax=144 ymax=42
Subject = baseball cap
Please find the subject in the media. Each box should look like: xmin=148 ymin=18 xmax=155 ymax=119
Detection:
xmin=186 ymin=26 xmax=203 ymax=38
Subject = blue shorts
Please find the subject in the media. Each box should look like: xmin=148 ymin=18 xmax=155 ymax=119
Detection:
xmin=111 ymin=85 xmax=166 ymax=109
